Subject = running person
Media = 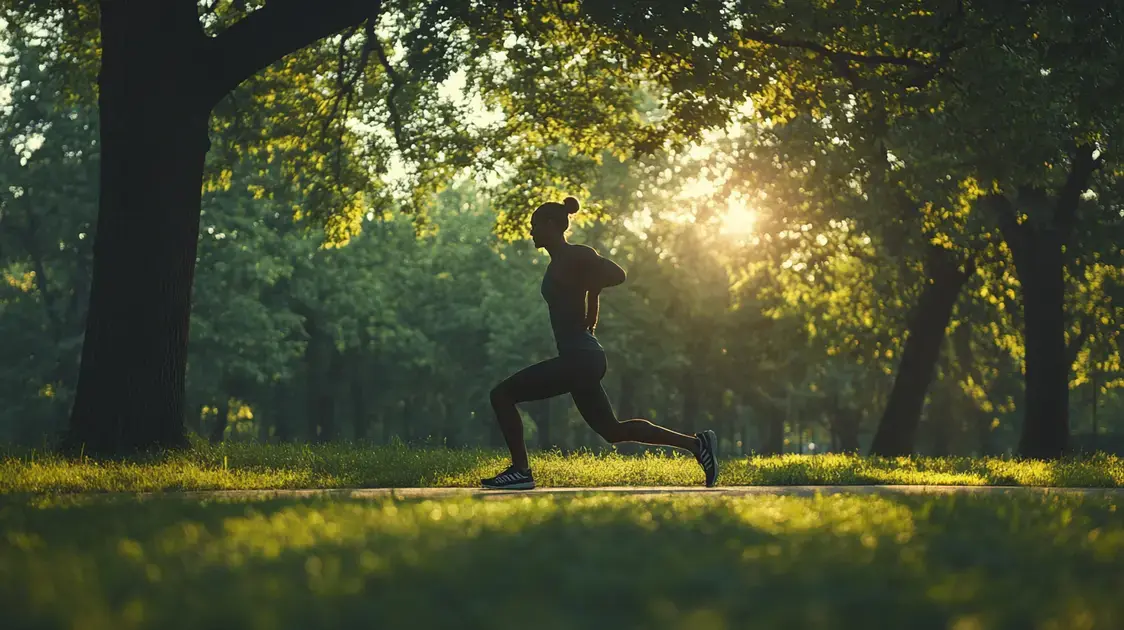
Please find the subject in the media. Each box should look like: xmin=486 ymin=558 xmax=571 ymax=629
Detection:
xmin=482 ymin=196 xmax=719 ymax=490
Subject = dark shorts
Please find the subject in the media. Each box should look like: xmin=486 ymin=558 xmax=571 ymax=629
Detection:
xmin=492 ymin=350 xmax=616 ymax=427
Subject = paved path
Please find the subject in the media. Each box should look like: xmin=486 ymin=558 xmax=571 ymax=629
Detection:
xmin=160 ymin=485 xmax=1124 ymax=501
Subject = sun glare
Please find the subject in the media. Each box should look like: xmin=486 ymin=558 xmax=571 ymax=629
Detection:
xmin=720 ymin=198 xmax=757 ymax=237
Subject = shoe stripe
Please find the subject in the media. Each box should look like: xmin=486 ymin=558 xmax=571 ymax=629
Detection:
xmin=488 ymin=470 xmax=533 ymax=486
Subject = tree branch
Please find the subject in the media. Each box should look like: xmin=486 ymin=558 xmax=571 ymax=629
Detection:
xmin=740 ymin=29 xmax=934 ymax=70
xmin=321 ymin=25 xmax=360 ymax=140
xmin=320 ymin=25 xmax=361 ymax=183
xmin=373 ymin=32 xmax=408 ymax=151
xmin=1054 ymin=144 xmax=1100 ymax=240
xmin=203 ymin=0 xmax=380 ymax=108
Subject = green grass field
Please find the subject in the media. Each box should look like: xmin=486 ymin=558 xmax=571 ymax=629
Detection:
xmin=2 ymin=491 xmax=1122 ymax=629
xmin=2 ymin=443 xmax=1123 ymax=493
xmin=4 ymin=446 xmax=1124 ymax=628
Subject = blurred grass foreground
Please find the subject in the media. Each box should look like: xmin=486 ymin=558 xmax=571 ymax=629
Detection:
xmin=2 ymin=491 xmax=1122 ymax=629
xmin=3 ymin=445 xmax=1124 ymax=629
xmin=2 ymin=442 xmax=1124 ymax=493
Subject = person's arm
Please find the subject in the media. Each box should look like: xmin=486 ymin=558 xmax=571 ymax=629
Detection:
xmin=582 ymin=250 xmax=626 ymax=333
xmin=557 ymin=245 xmax=626 ymax=291
xmin=593 ymin=256 xmax=626 ymax=290
xmin=586 ymin=289 xmax=600 ymax=333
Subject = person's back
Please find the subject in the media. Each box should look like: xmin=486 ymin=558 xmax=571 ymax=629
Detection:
xmin=541 ymin=245 xmax=604 ymax=354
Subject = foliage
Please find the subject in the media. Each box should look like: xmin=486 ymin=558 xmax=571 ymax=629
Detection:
xmin=5 ymin=2 xmax=1124 ymax=457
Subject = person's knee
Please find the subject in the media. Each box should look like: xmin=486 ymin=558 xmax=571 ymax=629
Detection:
xmin=490 ymin=384 xmax=512 ymax=409
xmin=595 ymin=421 xmax=627 ymax=443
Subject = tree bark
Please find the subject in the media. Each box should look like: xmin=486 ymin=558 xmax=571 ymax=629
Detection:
xmin=62 ymin=3 xmax=210 ymax=456
xmin=1011 ymin=228 xmax=1070 ymax=458
xmin=990 ymin=148 xmax=1097 ymax=458
xmin=61 ymin=0 xmax=377 ymax=456
xmin=869 ymin=246 xmax=972 ymax=456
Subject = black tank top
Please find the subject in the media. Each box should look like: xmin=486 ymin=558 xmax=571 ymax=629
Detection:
xmin=541 ymin=261 xmax=604 ymax=354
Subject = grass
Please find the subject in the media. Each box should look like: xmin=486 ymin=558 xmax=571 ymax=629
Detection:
xmin=2 ymin=491 xmax=1122 ymax=629
xmin=1 ymin=442 xmax=1123 ymax=494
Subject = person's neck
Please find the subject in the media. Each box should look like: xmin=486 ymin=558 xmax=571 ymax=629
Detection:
xmin=544 ymin=240 xmax=567 ymax=257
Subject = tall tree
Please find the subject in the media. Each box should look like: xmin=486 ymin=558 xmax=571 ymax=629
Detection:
xmin=0 ymin=0 xmax=655 ymax=455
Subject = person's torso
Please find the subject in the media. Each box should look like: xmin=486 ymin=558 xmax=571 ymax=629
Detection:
xmin=541 ymin=259 xmax=603 ymax=354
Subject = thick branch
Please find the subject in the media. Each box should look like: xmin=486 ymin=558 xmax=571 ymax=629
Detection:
xmin=740 ymin=29 xmax=933 ymax=70
xmin=1054 ymin=145 xmax=1100 ymax=240
xmin=204 ymin=0 xmax=380 ymax=108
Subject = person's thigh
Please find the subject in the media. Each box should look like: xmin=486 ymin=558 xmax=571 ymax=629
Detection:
xmin=571 ymin=382 xmax=619 ymax=435
xmin=564 ymin=351 xmax=617 ymax=432
xmin=495 ymin=357 xmax=572 ymax=403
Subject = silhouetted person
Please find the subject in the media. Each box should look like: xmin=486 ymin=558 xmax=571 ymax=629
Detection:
xmin=482 ymin=197 xmax=719 ymax=489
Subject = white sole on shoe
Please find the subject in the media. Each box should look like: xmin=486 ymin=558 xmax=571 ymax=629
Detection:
xmin=482 ymin=481 xmax=536 ymax=490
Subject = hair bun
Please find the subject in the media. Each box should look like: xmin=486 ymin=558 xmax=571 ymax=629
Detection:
xmin=563 ymin=197 xmax=580 ymax=214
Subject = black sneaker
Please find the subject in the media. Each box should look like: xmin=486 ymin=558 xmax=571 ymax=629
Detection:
xmin=481 ymin=466 xmax=535 ymax=490
xmin=695 ymin=430 xmax=719 ymax=487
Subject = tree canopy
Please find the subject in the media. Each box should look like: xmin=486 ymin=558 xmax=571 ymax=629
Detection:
xmin=2 ymin=0 xmax=1124 ymax=457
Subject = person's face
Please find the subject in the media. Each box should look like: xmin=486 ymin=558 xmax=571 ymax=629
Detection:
xmin=530 ymin=212 xmax=560 ymax=249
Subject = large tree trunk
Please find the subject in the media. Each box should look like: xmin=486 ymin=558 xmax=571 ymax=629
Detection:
xmin=990 ymin=150 xmax=1096 ymax=458
xmin=62 ymin=3 xmax=210 ymax=456
xmin=869 ymin=246 xmax=972 ymax=456
xmin=60 ymin=0 xmax=377 ymax=457
xmin=1012 ymin=229 xmax=1070 ymax=458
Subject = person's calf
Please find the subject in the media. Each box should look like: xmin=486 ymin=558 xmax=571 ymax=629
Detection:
xmin=489 ymin=385 xmax=530 ymax=470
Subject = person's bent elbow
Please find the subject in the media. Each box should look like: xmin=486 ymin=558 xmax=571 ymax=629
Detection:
xmin=601 ymin=259 xmax=626 ymax=288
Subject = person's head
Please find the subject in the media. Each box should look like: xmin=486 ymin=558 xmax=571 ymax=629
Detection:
xmin=530 ymin=196 xmax=580 ymax=249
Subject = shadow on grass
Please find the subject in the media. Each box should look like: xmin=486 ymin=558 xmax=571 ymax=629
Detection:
xmin=2 ymin=492 xmax=1123 ymax=629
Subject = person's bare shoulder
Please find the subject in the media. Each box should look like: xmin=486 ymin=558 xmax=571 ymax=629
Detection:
xmin=568 ymin=244 xmax=600 ymax=261
xmin=553 ymin=244 xmax=599 ymax=283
